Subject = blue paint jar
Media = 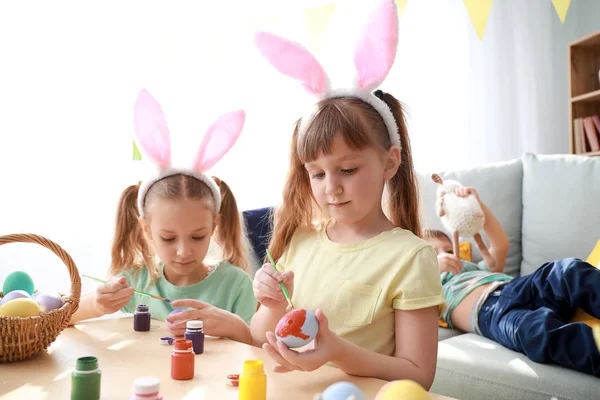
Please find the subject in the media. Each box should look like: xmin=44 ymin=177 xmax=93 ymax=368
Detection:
xmin=184 ymin=320 xmax=204 ymax=354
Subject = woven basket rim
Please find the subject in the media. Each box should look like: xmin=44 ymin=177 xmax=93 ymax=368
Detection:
xmin=0 ymin=233 xmax=82 ymax=316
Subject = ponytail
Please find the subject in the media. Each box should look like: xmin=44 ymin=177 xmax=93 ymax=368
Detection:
xmin=379 ymin=92 xmax=422 ymax=237
xmin=268 ymin=126 xmax=315 ymax=261
xmin=212 ymin=177 xmax=249 ymax=271
xmin=109 ymin=184 xmax=158 ymax=280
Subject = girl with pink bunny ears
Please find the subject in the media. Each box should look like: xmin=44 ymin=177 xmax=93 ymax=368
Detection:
xmin=70 ymin=89 xmax=258 ymax=345
xmin=250 ymin=0 xmax=444 ymax=386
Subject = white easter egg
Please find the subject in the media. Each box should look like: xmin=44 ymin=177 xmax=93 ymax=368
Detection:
xmin=275 ymin=308 xmax=319 ymax=349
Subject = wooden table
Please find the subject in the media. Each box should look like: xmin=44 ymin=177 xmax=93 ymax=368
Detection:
xmin=0 ymin=316 xmax=455 ymax=399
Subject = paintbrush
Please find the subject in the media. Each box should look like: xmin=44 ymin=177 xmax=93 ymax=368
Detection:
xmin=82 ymin=274 xmax=171 ymax=303
xmin=265 ymin=249 xmax=294 ymax=309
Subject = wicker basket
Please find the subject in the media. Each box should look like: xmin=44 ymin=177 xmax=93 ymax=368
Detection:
xmin=0 ymin=233 xmax=81 ymax=363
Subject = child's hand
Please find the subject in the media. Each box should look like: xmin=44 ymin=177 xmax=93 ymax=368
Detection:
xmin=253 ymin=263 xmax=294 ymax=309
xmin=453 ymin=186 xmax=481 ymax=203
xmin=166 ymin=299 xmax=235 ymax=338
xmin=438 ymin=253 xmax=463 ymax=275
xmin=95 ymin=276 xmax=134 ymax=315
xmin=262 ymin=309 xmax=340 ymax=373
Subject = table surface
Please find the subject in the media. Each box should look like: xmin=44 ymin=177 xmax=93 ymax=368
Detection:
xmin=0 ymin=316 xmax=456 ymax=399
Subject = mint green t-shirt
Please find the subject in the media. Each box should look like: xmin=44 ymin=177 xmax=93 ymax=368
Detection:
xmin=119 ymin=261 xmax=257 ymax=324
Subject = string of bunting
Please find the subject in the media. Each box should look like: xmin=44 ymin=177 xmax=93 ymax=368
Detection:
xmin=131 ymin=0 xmax=574 ymax=160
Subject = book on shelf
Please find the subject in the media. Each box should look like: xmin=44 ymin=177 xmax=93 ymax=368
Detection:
xmin=573 ymin=115 xmax=600 ymax=154
xmin=583 ymin=117 xmax=600 ymax=152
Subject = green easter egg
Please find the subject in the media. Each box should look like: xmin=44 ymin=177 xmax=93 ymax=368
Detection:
xmin=3 ymin=271 xmax=35 ymax=295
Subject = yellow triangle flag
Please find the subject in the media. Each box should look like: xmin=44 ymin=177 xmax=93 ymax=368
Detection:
xmin=133 ymin=140 xmax=142 ymax=161
xmin=396 ymin=0 xmax=408 ymax=20
xmin=303 ymin=2 xmax=336 ymax=54
xmin=552 ymin=0 xmax=571 ymax=24
xmin=463 ymin=0 xmax=493 ymax=40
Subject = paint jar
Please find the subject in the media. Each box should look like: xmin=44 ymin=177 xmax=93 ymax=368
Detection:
xmin=239 ymin=359 xmax=267 ymax=400
xmin=134 ymin=304 xmax=151 ymax=331
xmin=71 ymin=356 xmax=101 ymax=400
xmin=171 ymin=339 xmax=195 ymax=380
xmin=131 ymin=376 xmax=164 ymax=400
xmin=184 ymin=320 xmax=205 ymax=354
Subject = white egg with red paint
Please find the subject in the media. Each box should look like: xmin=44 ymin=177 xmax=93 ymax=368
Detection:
xmin=275 ymin=308 xmax=319 ymax=348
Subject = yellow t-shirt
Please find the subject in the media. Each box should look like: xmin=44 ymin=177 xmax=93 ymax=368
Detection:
xmin=278 ymin=226 xmax=445 ymax=356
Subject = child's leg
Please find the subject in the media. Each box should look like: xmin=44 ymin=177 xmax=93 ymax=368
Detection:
xmin=512 ymin=307 xmax=600 ymax=376
xmin=504 ymin=258 xmax=600 ymax=319
xmin=481 ymin=303 xmax=600 ymax=376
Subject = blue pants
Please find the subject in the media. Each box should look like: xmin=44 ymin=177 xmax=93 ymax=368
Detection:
xmin=478 ymin=258 xmax=600 ymax=376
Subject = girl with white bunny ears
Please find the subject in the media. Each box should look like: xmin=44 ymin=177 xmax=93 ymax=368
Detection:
xmin=250 ymin=0 xmax=444 ymax=387
xmin=70 ymin=89 xmax=258 ymax=345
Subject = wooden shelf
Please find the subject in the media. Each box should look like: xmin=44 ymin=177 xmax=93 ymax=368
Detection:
xmin=570 ymin=31 xmax=600 ymax=47
xmin=581 ymin=150 xmax=600 ymax=157
xmin=569 ymin=30 xmax=600 ymax=155
xmin=572 ymin=89 xmax=600 ymax=103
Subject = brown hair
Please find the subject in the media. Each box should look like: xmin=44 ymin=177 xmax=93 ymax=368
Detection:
xmin=423 ymin=229 xmax=451 ymax=243
xmin=268 ymin=92 xmax=421 ymax=261
xmin=109 ymin=174 xmax=248 ymax=281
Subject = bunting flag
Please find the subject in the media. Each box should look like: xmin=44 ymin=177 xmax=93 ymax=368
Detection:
xmin=302 ymin=2 xmax=336 ymax=54
xmin=463 ymin=0 xmax=493 ymax=40
xmin=133 ymin=140 xmax=142 ymax=161
xmin=396 ymin=0 xmax=408 ymax=21
xmin=552 ymin=0 xmax=571 ymax=24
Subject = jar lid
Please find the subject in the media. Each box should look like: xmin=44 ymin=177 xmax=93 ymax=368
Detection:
xmin=174 ymin=339 xmax=193 ymax=350
xmin=242 ymin=360 xmax=265 ymax=375
xmin=186 ymin=320 xmax=203 ymax=329
xmin=136 ymin=304 xmax=149 ymax=312
xmin=133 ymin=376 xmax=160 ymax=395
xmin=159 ymin=337 xmax=174 ymax=345
xmin=76 ymin=356 xmax=98 ymax=371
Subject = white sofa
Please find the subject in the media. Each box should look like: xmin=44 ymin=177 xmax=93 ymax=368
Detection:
xmin=419 ymin=153 xmax=600 ymax=400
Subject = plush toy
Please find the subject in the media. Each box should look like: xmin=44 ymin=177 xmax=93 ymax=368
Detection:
xmin=431 ymin=173 xmax=486 ymax=258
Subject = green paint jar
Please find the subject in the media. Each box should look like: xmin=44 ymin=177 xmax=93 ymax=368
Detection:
xmin=71 ymin=356 xmax=101 ymax=400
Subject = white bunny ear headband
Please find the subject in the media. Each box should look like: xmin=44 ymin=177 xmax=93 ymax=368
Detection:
xmin=133 ymin=89 xmax=245 ymax=218
xmin=254 ymin=0 xmax=401 ymax=150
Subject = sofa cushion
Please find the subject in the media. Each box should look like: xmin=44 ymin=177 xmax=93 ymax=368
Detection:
xmin=418 ymin=158 xmax=523 ymax=277
xmin=438 ymin=327 xmax=464 ymax=341
xmin=432 ymin=334 xmax=599 ymax=400
xmin=521 ymin=153 xmax=600 ymax=276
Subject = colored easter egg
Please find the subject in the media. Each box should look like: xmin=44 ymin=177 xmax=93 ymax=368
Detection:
xmin=0 ymin=290 xmax=31 ymax=306
xmin=2 ymin=271 xmax=35 ymax=295
xmin=168 ymin=309 xmax=186 ymax=318
xmin=319 ymin=381 xmax=366 ymax=400
xmin=0 ymin=298 xmax=40 ymax=317
xmin=374 ymin=380 xmax=428 ymax=400
xmin=33 ymin=292 xmax=64 ymax=312
xmin=275 ymin=308 xmax=319 ymax=349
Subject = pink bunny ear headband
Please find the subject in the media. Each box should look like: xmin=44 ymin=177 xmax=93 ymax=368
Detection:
xmin=254 ymin=0 xmax=401 ymax=150
xmin=133 ymin=89 xmax=245 ymax=218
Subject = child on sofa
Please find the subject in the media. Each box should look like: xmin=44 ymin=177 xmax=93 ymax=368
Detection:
xmin=425 ymin=186 xmax=600 ymax=377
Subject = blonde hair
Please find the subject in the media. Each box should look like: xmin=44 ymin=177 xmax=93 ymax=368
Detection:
xmin=109 ymin=174 xmax=249 ymax=282
xmin=268 ymin=92 xmax=421 ymax=261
